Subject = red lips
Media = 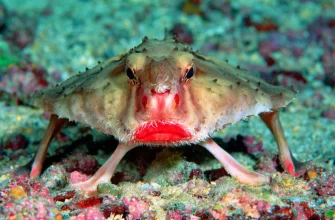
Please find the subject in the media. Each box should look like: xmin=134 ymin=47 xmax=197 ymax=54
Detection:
xmin=134 ymin=121 xmax=191 ymax=142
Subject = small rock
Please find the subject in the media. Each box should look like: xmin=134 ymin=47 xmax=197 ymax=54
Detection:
xmin=97 ymin=183 xmax=120 ymax=196
xmin=4 ymin=134 xmax=29 ymax=151
xmin=321 ymin=108 xmax=335 ymax=120
xmin=69 ymin=171 xmax=89 ymax=184
xmin=41 ymin=165 xmax=68 ymax=189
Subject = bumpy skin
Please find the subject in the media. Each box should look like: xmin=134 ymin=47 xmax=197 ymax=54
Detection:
xmin=30 ymin=37 xmax=305 ymax=193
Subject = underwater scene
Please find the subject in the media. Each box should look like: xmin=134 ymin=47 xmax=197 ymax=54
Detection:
xmin=0 ymin=0 xmax=335 ymax=219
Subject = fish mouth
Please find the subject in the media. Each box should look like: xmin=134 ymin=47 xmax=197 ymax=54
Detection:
xmin=134 ymin=121 xmax=192 ymax=143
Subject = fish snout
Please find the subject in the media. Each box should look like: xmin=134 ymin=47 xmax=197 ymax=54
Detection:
xmin=141 ymin=88 xmax=180 ymax=119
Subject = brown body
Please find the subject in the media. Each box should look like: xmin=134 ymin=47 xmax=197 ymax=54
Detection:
xmin=30 ymin=37 xmax=307 ymax=193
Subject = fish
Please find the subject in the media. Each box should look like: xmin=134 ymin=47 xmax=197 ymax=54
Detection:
xmin=30 ymin=37 xmax=307 ymax=193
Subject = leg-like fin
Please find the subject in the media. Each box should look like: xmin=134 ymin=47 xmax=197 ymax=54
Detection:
xmin=260 ymin=111 xmax=307 ymax=177
xmin=30 ymin=114 xmax=67 ymax=178
xmin=71 ymin=143 xmax=136 ymax=193
xmin=200 ymin=139 xmax=270 ymax=185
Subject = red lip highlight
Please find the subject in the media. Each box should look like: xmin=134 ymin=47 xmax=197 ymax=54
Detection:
xmin=134 ymin=121 xmax=191 ymax=142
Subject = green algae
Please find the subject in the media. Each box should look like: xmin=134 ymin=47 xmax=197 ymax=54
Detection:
xmin=325 ymin=210 xmax=334 ymax=218
xmin=0 ymin=41 xmax=19 ymax=70
xmin=212 ymin=204 xmax=224 ymax=211
xmin=97 ymin=183 xmax=120 ymax=197
xmin=167 ymin=201 xmax=187 ymax=211
xmin=143 ymin=149 xmax=198 ymax=186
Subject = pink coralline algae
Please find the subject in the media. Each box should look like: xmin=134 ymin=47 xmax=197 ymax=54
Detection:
xmin=123 ymin=197 xmax=151 ymax=219
xmin=322 ymin=51 xmax=335 ymax=77
xmin=63 ymin=152 xmax=100 ymax=175
xmin=3 ymin=11 xmax=37 ymax=49
xmin=166 ymin=205 xmax=195 ymax=220
xmin=170 ymin=23 xmax=193 ymax=44
xmin=321 ymin=108 xmax=335 ymax=120
xmin=218 ymin=135 xmax=264 ymax=155
xmin=258 ymin=38 xmax=281 ymax=58
xmin=166 ymin=210 xmax=187 ymax=220
xmin=0 ymin=174 xmax=61 ymax=219
xmin=310 ymin=173 xmax=335 ymax=196
xmin=210 ymin=189 xmax=275 ymax=218
xmin=308 ymin=17 xmax=335 ymax=88
xmin=4 ymin=134 xmax=29 ymax=151
xmin=242 ymin=136 xmax=264 ymax=154
xmin=69 ymin=171 xmax=90 ymax=184
xmin=271 ymin=70 xmax=307 ymax=88
xmin=189 ymin=168 xmax=203 ymax=179
xmin=69 ymin=207 xmax=105 ymax=220
xmin=243 ymin=16 xmax=278 ymax=32
xmin=100 ymin=199 xmax=126 ymax=219
xmin=209 ymin=188 xmax=324 ymax=219
xmin=258 ymin=32 xmax=307 ymax=71
xmin=0 ymin=63 xmax=49 ymax=101
xmin=5 ymin=174 xmax=51 ymax=199
xmin=195 ymin=209 xmax=211 ymax=219
xmin=255 ymin=155 xmax=280 ymax=174
xmin=302 ymin=89 xmax=324 ymax=108
xmin=267 ymin=202 xmax=321 ymax=219
xmin=2 ymin=197 xmax=62 ymax=220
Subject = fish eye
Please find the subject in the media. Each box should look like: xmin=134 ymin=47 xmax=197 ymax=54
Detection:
xmin=126 ymin=68 xmax=136 ymax=80
xmin=185 ymin=67 xmax=194 ymax=79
